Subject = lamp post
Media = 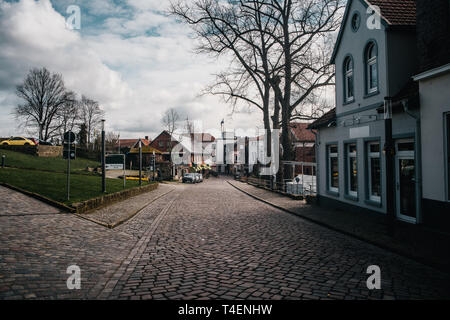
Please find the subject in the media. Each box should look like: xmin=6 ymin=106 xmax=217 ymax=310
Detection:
xmin=139 ymin=139 xmax=142 ymax=186
xmin=384 ymin=97 xmax=395 ymax=236
xmin=101 ymin=119 xmax=106 ymax=193
xmin=152 ymin=150 xmax=156 ymax=182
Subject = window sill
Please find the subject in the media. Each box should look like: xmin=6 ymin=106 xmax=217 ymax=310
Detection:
xmin=343 ymin=99 xmax=355 ymax=106
xmin=326 ymin=190 xmax=340 ymax=197
xmin=344 ymin=194 xmax=359 ymax=202
xmin=365 ymin=199 xmax=382 ymax=208
xmin=364 ymin=90 xmax=379 ymax=99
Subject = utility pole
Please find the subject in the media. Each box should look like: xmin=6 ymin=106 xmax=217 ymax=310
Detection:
xmin=101 ymin=119 xmax=106 ymax=193
xmin=67 ymin=132 xmax=71 ymax=201
xmin=139 ymin=139 xmax=142 ymax=186
xmin=384 ymin=97 xmax=395 ymax=236
xmin=153 ymin=150 xmax=156 ymax=182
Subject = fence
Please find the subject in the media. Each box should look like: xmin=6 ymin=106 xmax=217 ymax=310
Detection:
xmin=238 ymin=161 xmax=317 ymax=198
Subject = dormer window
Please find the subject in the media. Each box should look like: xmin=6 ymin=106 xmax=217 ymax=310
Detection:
xmin=365 ymin=42 xmax=378 ymax=94
xmin=343 ymin=56 xmax=354 ymax=103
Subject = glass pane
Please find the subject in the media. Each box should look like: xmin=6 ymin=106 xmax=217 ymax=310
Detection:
xmin=370 ymin=63 xmax=377 ymax=89
xmin=398 ymin=142 xmax=414 ymax=151
xmin=370 ymin=158 xmax=381 ymax=197
xmin=348 ymin=144 xmax=357 ymax=153
xmin=350 ymin=157 xmax=358 ymax=192
xmin=331 ymin=157 xmax=339 ymax=189
xmin=399 ymin=159 xmax=416 ymax=218
xmin=447 ymin=114 xmax=450 ymax=199
xmin=347 ymin=75 xmax=353 ymax=98
xmin=329 ymin=145 xmax=338 ymax=154
xmin=370 ymin=143 xmax=380 ymax=153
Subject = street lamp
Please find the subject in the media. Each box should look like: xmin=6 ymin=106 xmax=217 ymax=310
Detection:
xmin=101 ymin=119 xmax=106 ymax=193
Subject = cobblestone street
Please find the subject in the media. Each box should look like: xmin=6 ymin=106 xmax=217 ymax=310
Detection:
xmin=0 ymin=179 xmax=449 ymax=300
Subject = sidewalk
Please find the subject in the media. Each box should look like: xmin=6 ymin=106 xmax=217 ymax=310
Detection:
xmin=228 ymin=180 xmax=450 ymax=273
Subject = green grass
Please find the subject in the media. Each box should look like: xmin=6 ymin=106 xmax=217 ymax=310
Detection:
xmin=0 ymin=167 xmax=149 ymax=205
xmin=0 ymin=149 xmax=100 ymax=174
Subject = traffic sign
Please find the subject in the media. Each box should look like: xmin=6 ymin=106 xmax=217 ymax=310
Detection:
xmin=106 ymin=154 xmax=125 ymax=170
xmin=64 ymin=131 xmax=76 ymax=143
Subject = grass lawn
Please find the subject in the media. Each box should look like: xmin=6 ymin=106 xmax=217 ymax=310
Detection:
xmin=0 ymin=149 xmax=100 ymax=173
xmin=0 ymin=167 xmax=150 ymax=205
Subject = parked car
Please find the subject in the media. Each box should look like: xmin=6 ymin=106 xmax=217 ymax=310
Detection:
xmin=197 ymin=173 xmax=203 ymax=182
xmin=38 ymin=140 xmax=54 ymax=146
xmin=182 ymin=173 xmax=196 ymax=184
xmin=0 ymin=136 xmax=36 ymax=146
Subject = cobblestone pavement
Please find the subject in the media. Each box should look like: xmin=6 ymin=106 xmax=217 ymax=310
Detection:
xmin=79 ymin=183 xmax=175 ymax=227
xmin=0 ymin=179 xmax=449 ymax=300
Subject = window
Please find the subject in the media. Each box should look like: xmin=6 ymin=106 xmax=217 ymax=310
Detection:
xmin=344 ymin=57 xmax=354 ymax=103
xmin=328 ymin=145 xmax=339 ymax=193
xmin=346 ymin=143 xmax=358 ymax=197
xmin=365 ymin=42 xmax=378 ymax=94
xmin=367 ymin=142 xmax=381 ymax=202
xmin=446 ymin=113 xmax=450 ymax=200
xmin=351 ymin=12 xmax=361 ymax=32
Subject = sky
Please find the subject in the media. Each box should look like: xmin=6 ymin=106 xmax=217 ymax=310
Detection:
xmin=0 ymin=0 xmax=263 ymax=140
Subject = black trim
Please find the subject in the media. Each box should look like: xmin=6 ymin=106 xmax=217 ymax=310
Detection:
xmin=422 ymin=198 xmax=450 ymax=232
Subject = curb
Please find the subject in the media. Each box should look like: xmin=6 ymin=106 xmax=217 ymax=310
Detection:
xmin=76 ymin=188 xmax=175 ymax=229
xmin=227 ymin=180 xmax=450 ymax=274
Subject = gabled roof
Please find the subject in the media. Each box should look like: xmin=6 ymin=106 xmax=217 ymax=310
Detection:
xmin=131 ymin=138 xmax=151 ymax=149
xmin=290 ymin=123 xmax=316 ymax=142
xmin=331 ymin=0 xmax=416 ymax=63
xmin=307 ymin=108 xmax=337 ymax=130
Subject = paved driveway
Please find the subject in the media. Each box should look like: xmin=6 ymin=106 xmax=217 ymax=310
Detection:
xmin=0 ymin=180 xmax=449 ymax=300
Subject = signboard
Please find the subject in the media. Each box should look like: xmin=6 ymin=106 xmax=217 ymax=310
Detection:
xmin=349 ymin=126 xmax=370 ymax=139
xmin=64 ymin=131 xmax=76 ymax=143
xmin=106 ymin=154 xmax=125 ymax=170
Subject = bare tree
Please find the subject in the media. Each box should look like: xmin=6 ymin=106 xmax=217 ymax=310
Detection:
xmin=162 ymin=108 xmax=180 ymax=178
xmin=56 ymin=92 xmax=79 ymax=139
xmin=79 ymin=95 xmax=105 ymax=149
xmin=171 ymin=0 xmax=344 ymax=177
xmin=105 ymin=131 xmax=120 ymax=153
xmin=15 ymin=67 xmax=74 ymax=141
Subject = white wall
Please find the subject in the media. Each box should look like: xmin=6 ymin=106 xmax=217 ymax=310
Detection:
xmin=420 ymin=72 xmax=450 ymax=202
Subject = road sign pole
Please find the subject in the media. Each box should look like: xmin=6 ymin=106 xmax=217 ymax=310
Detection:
xmin=67 ymin=133 xmax=71 ymax=201
xmin=101 ymin=120 xmax=106 ymax=193
xmin=123 ymin=155 xmax=126 ymax=189
xmin=139 ymin=139 xmax=142 ymax=186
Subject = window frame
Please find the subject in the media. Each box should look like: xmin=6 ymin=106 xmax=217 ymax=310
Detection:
xmin=445 ymin=112 xmax=450 ymax=201
xmin=366 ymin=141 xmax=382 ymax=203
xmin=365 ymin=41 xmax=379 ymax=95
xmin=345 ymin=142 xmax=358 ymax=199
xmin=327 ymin=144 xmax=339 ymax=194
xmin=343 ymin=56 xmax=354 ymax=103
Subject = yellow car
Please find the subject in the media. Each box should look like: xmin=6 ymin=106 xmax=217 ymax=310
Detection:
xmin=0 ymin=137 xmax=36 ymax=146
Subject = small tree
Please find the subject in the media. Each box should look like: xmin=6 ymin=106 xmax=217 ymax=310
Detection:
xmin=79 ymin=95 xmax=105 ymax=149
xmin=162 ymin=108 xmax=180 ymax=178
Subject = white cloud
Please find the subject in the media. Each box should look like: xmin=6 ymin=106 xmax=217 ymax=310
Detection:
xmin=0 ymin=0 xmax=261 ymax=140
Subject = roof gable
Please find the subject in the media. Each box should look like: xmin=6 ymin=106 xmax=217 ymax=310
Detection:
xmin=331 ymin=0 xmax=416 ymax=63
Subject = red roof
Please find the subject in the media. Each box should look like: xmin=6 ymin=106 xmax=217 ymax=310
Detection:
xmin=367 ymin=0 xmax=416 ymax=25
xmin=290 ymin=123 xmax=316 ymax=142
xmin=115 ymin=139 xmax=140 ymax=148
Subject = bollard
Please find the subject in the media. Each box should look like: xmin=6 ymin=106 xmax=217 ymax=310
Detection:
xmin=1 ymin=155 xmax=5 ymax=168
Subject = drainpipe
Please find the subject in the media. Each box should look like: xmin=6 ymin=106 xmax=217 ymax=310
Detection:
xmin=402 ymin=99 xmax=423 ymax=224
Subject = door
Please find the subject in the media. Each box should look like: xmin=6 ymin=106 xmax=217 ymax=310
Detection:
xmin=395 ymin=140 xmax=416 ymax=223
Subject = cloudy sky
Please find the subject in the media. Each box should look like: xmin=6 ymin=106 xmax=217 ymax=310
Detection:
xmin=0 ymin=0 xmax=263 ymax=140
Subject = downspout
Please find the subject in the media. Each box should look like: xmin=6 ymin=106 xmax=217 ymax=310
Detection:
xmin=402 ymin=99 xmax=423 ymax=224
